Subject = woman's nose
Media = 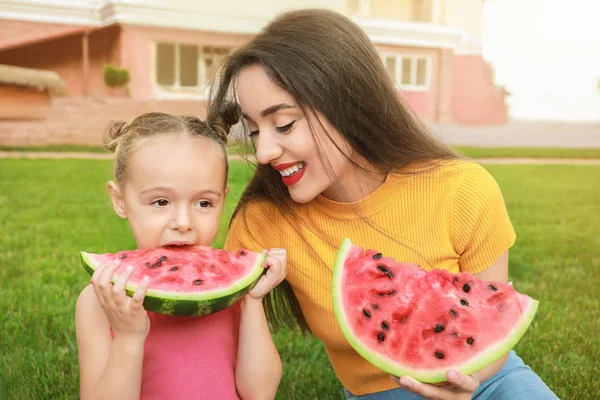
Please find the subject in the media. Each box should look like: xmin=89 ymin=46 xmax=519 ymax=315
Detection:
xmin=254 ymin=131 xmax=283 ymax=165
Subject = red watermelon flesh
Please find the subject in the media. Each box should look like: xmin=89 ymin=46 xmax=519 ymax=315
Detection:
xmin=332 ymin=238 xmax=538 ymax=383
xmin=81 ymin=246 xmax=265 ymax=317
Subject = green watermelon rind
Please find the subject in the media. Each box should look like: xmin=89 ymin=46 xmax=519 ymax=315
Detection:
xmin=80 ymin=250 xmax=265 ymax=317
xmin=332 ymin=237 xmax=539 ymax=383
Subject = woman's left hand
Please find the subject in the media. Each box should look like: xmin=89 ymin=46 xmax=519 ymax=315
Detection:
xmin=247 ymin=248 xmax=287 ymax=300
xmin=390 ymin=370 xmax=479 ymax=400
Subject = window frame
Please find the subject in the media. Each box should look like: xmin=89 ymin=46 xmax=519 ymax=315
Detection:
xmin=381 ymin=52 xmax=432 ymax=91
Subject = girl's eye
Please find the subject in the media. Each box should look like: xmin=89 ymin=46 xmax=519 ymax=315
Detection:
xmin=195 ymin=200 xmax=213 ymax=208
xmin=151 ymin=199 xmax=170 ymax=207
xmin=249 ymin=130 xmax=259 ymax=138
xmin=276 ymin=120 xmax=296 ymax=133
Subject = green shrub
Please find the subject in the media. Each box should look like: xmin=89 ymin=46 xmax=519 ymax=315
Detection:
xmin=104 ymin=64 xmax=130 ymax=88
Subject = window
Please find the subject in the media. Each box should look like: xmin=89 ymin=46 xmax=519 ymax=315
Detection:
xmin=155 ymin=43 xmax=231 ymax=92
xmin=382 ymin=54 xmax=430 ymax=89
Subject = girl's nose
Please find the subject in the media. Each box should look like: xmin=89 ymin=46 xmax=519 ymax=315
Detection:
xmin=171 ymin=206 xmax=192 ymax=232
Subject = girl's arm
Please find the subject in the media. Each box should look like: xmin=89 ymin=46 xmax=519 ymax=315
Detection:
xmin=76 ymin=261 xmax=150 ymax=400
xmin=235 ymin=249 xmax=286 ymax=400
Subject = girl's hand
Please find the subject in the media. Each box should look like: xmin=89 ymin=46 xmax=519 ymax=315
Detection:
xmin=247 ymin=248 xmax=287 ymax=300
xmin=390 ymin=370 xmax=479 ymax=400
xmin=90 ymin=260 xmax=151 ymax=342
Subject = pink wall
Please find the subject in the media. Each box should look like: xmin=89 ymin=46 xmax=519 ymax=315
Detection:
xmin=119 ymin=25 xmax=251 ymax=99
xmin=375 ymin=44 xmax=440 ymax=122
xmin=0 ymin=19 xmax=82 ymax=51
xmin=0 ymin=97 xmax=207 ymax=146
xmin=450 ymin=54 xmax=508 ymax=125
xmin=399 ymin=90 xmax=430 ymax=118
xmin=0 ymin=25 xmax=121 ymax=97
xmin=0 ymin=84 xmax=51 ymax=120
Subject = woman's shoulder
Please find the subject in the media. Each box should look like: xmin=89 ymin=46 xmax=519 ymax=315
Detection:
xmin=391 ymin=158 xmax=496 ymax=191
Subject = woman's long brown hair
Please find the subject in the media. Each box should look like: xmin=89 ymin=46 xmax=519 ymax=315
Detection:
xmin=208 ymin=9 xmax=459 ymax=334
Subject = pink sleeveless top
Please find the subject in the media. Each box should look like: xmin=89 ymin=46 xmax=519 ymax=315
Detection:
xmin=137 ymin=305 xmax=241 ymax=399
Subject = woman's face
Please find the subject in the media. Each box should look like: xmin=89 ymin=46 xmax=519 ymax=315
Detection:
xmin=236 ymin=64 xmax=363 ymax=204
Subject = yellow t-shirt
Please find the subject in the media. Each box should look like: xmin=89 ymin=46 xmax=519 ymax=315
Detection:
xmin=224 ymin=160 xmax=516 ymax=395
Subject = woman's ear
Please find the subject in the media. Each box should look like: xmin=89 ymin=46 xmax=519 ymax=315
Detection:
xmin=106 ymin=181 xmax=127 ymax=218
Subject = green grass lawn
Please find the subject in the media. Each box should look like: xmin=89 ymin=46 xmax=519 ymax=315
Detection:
xmin=0 ymin=159 xmax=598 ymax=399
xmin=452 ymin=146 xmax=600 ymax=159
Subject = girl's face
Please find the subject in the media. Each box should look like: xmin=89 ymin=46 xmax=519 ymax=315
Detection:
xmin=237 ymin=64 xmax=363 ymax=204
xmin=108 ymin=134 xmax=228 ymax=249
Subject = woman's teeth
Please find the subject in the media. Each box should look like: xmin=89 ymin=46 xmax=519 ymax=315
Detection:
xmin=280 ymin=162 xmax=305 ymax=177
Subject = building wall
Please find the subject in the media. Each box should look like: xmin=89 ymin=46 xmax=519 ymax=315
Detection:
xmin=451 ymin=54 xmax=508 ymax=125
xmin=0 ymin=25 xmax=121 ymax=97
xmin=0 ymin=97 xmax=207 ymax=146
xmin=0 ymin=84 xmax=51 ymax=120
xmin=119 ymin=25 xmax=251 ymax=100
xmin=440 ymin=0 xmax=483 ymax=42
xmin=0 ymin=19 xmax=83 ymax=51
xmin=375 ymin=43 xmax=440 ymax=121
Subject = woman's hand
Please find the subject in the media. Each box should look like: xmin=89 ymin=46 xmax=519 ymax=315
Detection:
xmin=90 ymin=260 xmax=151 ymax=342
xmin=247 ymin=248 xmax=287 ymax=300
xmin=390 ymin=370 xmax=479 ymax=400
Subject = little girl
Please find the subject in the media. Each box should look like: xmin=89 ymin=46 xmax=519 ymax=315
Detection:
xmin=75 ymin=109 xmax=286 ymax=399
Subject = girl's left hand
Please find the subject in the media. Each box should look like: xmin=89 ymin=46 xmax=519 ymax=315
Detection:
xmin=247 ymin=248 xmax=287 ymax=300
xmin=390 ymin=370 xmax=479 ymax=400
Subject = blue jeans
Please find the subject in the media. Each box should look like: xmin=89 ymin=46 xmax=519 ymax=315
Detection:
xmin=343 ymin=351 xmax=558 ymax=399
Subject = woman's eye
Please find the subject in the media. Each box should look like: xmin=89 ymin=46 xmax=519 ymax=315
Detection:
xmin=195 ymin=200 xmax=213 ymax=208
xmin=276 ymin=120 xmax=296 ymax=133
xmin=249 ymin=130 xmax=259 ymax=138
xmin=151 ymin=199 xmax=170 ymax=207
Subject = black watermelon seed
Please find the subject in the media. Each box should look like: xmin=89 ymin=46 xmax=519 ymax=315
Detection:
xmin=387 ymin=271 xmax=394 ymax=279
xmin=373 ymin=253 xmax=383 ymax=259
xmin=362 ymin=309 xmax=371 ymax=319
xmin=467 ymin=337 xmax=474 ymax=345
xmin=433 ymin=324 xmax=445 ymax=333
xmin=170 ymin=267 xmax=179 ymax=272
xmin=453 ymin=276 xmax=459 ymax=283
xmin=462 ymin=283 xmax=471 ymax=293
xmin=193 ymin=279 xmax=203 ymax=285
xmin=239 ymin=250 xmax=247 ymax=256
xmin=460 ymin=298 xmax=469 ymax=307
xmin=120 ymin=254 xmax=127 ymax=259
xmin=377 ymin=265 xmax=389 ymax=273
xmin=377 ymin=332 xmax=385 ymax=343
xmin=371 ymin=304 xmax=380 ymax=310
xmin=381 ymin=321 xmax=389 ymax=331
xmin=388 ymin=290 xmax=396 ymax=295
xmin=435 ymin=351 xmax=445 ymax=359
xmin=488 ymin=284 xmax=498 ymax=292
xmin=450 ymin=309 xmax=458 ymax=318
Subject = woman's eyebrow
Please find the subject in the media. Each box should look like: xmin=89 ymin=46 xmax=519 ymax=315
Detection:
xmin=242 ymin=103 xmax=296 ymax=120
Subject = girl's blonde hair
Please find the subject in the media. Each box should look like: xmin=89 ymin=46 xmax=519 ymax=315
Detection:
xmin=104 ymin=107 xmax=239 ymax=185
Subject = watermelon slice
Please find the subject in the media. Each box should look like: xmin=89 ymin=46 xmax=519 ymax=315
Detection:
xmin=332 ymin=238 xmax=538 ymax=383
xmin=81 ymin=246 xmax=265 ymax=317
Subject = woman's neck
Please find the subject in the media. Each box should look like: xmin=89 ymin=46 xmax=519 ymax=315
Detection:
xmin=321 ymin=163 xmax=386 ymax=203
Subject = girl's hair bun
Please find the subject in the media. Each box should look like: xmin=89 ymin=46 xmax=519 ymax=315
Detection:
xmin=103 ymin=120 xmax=128 ymax=153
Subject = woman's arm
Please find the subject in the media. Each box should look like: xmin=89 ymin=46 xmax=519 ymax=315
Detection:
xmin=235 ymin=249 xmax=286 ymax=400
xmin=76 ymin=262 xmax=150 ymax=400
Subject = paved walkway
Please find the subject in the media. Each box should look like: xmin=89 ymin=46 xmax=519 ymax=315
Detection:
xmin=1 ymin=151 xmax=600 ymax=165
xmin=430 ymin=120 xmax=600 ymax=148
